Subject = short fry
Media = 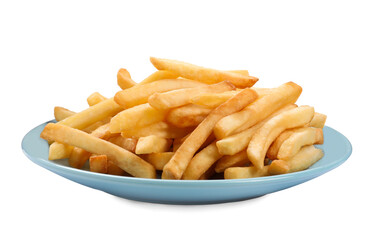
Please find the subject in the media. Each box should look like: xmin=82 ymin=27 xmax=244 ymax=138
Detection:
xmin=135 ymin=135 xmax=173 ymax=154
xmin=224 ymin=166 xmax=269 ymax=179
xmin=162 ymin=88 xmax=258 ymax=179
xmin=87 ymin=92 xmax=107 ymax=106
xmin=89 ymin=154 xmax=108 ymax=173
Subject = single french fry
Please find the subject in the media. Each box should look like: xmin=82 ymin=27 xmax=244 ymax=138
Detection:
xmin=109 ymin=103 xmax=166 ymax=133
xmin=135 ymin=136 xmax=173 ymax=154
xmin=216 ymin=104 xmax=297 ymax=155
xmin=48 ymin=142 xmax=73 ymax=160
xmin=121 ymin=121 xmax=193 ymax=139
xmin=40 ymin=123 xmax=156 ymax=178
xmin=266 ymin=128 xmax=302 ymax=160
xmin=182 ymin=141 xmax=223 ymax=180
xmin=117 ymin=68 xmax=136 ymax=90
xmin=227 ymin=70 xmax=250 ymax=76
xmin=139 ymin=70 xmax=180 ymax=85
xmin=214 ymin=151 xmax=250 ymax=173
xmin=108 ymin=135 xmax=137 ymax=152
xmin=162 ymin=88 xmax=258 ymax=179
xmin=54 ymin=107 xmax=75 ymax=122
xmin=143 ymin=152 xmax=175 ymax=170
xmin=268 ymin=145 xmax=324 ymax=175
xmin=277 ymin=128 xmax=323 ymax=160
xmin=224 ymin=166 xmax=269 ymax=179
xmin=166 ymin=104 xmax=212 ymax=128
xmin=247 ymin=106 xmax=315 ymax=169
xmin=150 ymin=57 xmax=258 ymax=88
xmin=309 ymin=112 xmax=327 ymax=128
xmin=148 ymin=81 xmax=236 ymax=110
xmin=114 ymin=79 xmax=206 ymax=108
xmin=87 ymin=92 xmax=107 ymax=106
xmin=89 ymin=154 xmax=108 ymax=173
xmin=214 ymin=82 xmax=302 ymax=139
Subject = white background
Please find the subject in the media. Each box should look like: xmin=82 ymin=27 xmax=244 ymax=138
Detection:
xmin=1 ymin=0 xmax=378 ymax=239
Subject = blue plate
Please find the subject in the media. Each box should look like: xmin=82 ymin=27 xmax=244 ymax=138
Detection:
xmin=22 ymin=121 xmax=352 ymax=204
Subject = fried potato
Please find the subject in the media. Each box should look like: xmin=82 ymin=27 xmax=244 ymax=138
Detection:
xmin=114 ymin=79 xmax=206 ymax=108
xmin=214 ymin=82 xmax=302 ymax=139
xmin=166 ymin=104 xmax=212 ymax=128
xmin=89 ymin=154 xmax=108 ymax=173
xmin=108 ymin=135 xmax=137 ymax=153
xmin=139 ymin=70 xmax=180 ymax=85
xmin=266 ymin=128 xmax=302 ymax=160
xmin=227 ymin=70 xmax=250 ymax=76
xmin=121 ymin=121 xmax=193 ymax=139
xmin=135 ymin=135 xmax=173 ymax=154
xmin=182 ymin=141 xmax=223 ymax=180
xmin=310 ymin=112 xmax=327 ymax=128
xmin=148 ymin=81 xmax=235 ymax=110
xmin=216 ymin=104 xmax=297 ymax=155
xmin=268 ymin=145 xmax=324 ymax=175
xmin=109 ymin=103 xmax=166 ymax=133
xmin=214 ymin=151 xmax=250 ymax=173
xmin=117 ymin=68 xmax=136 ymax=90
xmin=247 ymin=106 xmax=315 ymax=169
xmin=48 ymin=142 xmax=73 ymax=160
xmin=162 ymin=88 xmax=258 ymax=179
xmin=277 ymin=128 xmax=323 ymax=160
xmin=87 ymin=92 xmax=107 ymax=106
xmin=54 ymin=107 xmax=75 ymax=121
xmin=150 ymin=57 xmax=258 ymax=88
xmin=40 ymin=123 xmax=156 ymax=178
xmin=143 ymin=152 xmax=175 ymax=170
xmin=224 ymin=166 xmax=269 ymax=179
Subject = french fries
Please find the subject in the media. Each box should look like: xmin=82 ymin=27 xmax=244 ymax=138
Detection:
xmin=40 ymin=123 xmax=156 ymax=178
xmin=162 ymin=88 xmax=258 ymax=179
xmin=148 ymin=81 xmax=235 ymax=110
xmin=214 ymin=82 xmax=302 ymax=139
xmin=247 ymin=106 xmax=315 ymax=169
xmin=114 ymin=79 xmax=206 ymax=108
xmin=42 ymin=57 xmax=327 ymax=181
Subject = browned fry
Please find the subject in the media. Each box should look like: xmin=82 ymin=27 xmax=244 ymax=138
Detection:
xmin=166 ymin=104 xmax=212 ymax=128
xmin=108 ymin=135 xmax=137 ymax=153
xmin=117 ymin=68 xmax=137 ymax=90
xmin=89 ymin=155 xmax=108 ymax=173
xmin=150 ymin=57 xmax=258 ymax=88
xmin=40 ymin=123 xmax=156 ymax=178
xmin=162 ymin=88 xmax=258 ymax=179
xmin=214 ymin=151 xmax=250 ymax=173
xmin=148 ymin=81 xmax=236 ymax=110
xmin=214 ymin=82 xmax=302 ymax=139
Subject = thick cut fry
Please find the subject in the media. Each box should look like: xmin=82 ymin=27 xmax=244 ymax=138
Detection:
xmin=48 ymin=142 xmax=73 ymax=160
xmin=268 ymin=145 xmax=324 ymax=175
xmin=214 ymin=151 xmax=250 ymax=173
xmin=109 ymin=103 xmax=166 ymax=133
xmin=216 ymin=104 xmax=297 ymax=155
xmin=139 ymin=70 xmax=180 ymax=85
xmin=182 ymin=142 xmax=223 ymax=180
xmin=58 ymin=98 xmax=122 ymax=130
xmin=148 ymin=81 xmax=235 ymax=110
xmin=40 ymin=123 xmax=156 ymax=178
xmin=266 ymin=128 xmax=302 ymax=160
xmin=121 ymin=121 xmax=193 ymax=139
xmin=247 ymin=106 xmax=315 ymax=169
xmin=114 ymin=79 xmax=206 ymax=108
xmin=277 ymin=128 xmax=323 ymax=160
xmin=166 ymin=104 xmax=212 ymax=128
xmin=150 ymin=57 xmax=258 ymax=88
xmin=117 ymin=68 xmax=136 ymax=90
xmin=54 ymin=107 xmax=75 ymax=122
xmin=143 ymin=152 xmax=175 ymax=170
xmin=309 ymin=112 xmax=327 ymax=128
xmin=87 ymin=92 xmax=107 ymax=106
xmin=162 ymin=88 xmax=258 ymax=179
xmin=224 ymin=166 xmax=269 ymax=179
xmin=135 ymin=136 xmax=173 ymax=154
xmin=214 ymin=82 xmax=302 ymax=139
xmin=89 ymin=155 xmax=108 ymax=173
xmin=108 ymin=135 xmax=137 ymax=152
xmin=227 ymin=70 xmax=250 ymax=76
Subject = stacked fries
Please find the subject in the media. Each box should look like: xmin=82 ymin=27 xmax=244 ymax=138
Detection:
xmin=41 ymin=57 xmax=326 ymax=180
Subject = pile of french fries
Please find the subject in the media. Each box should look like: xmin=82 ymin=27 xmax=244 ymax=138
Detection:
xmin=40 ymin=57 xmax=327 ymax=180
